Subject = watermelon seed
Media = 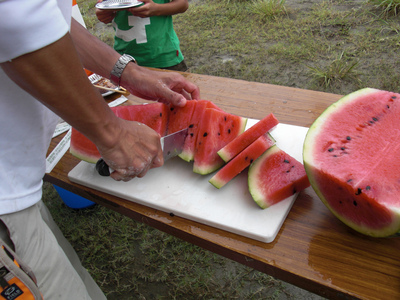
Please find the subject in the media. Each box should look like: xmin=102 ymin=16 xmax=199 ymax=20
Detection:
xmin=283 ymin=159 xmax=290 ymax=163
xmin=170 ymin=107 xmax=175 ymax=111
xmin=355 ymin=188 xmax=362 ymax=195
xmin=293 ymin=188 xmax=297 ymax=194
xmin=341 ymin=147 xmax=345 ymax=150
xmin=160 ymin=113 xmax=162 ymax=117
xmin=391 ymin=96 xmax=396 ymax=99
xmin=347 ymin=179 xmax=352 ymax=183
xmin=224 ymin=116 xmax=227 ymax=121
xmin=353 ymin=200 xmax=358 ymax=206
xmin=190 ymin=133 xmax=194 ymax=137
xmin=366 ymin=185 xmax=371 ymax=190
xmin=372 ymin=117 xmax=378 ymax=122
xmin=387 ymin=105 xmax=390 ymax=109
xmin=346 ymin=136 xmax=351 ymax=141
xmin=250 ymin=159 xmax=254 ymax=163
xmin=328 ymin=148 xmax=334 ymax=152
xmin=189 ymin=124 xmax=194 ymax=128
xmin=228 ymin=129 xmax=231 ymax=134
xmin=203 ymin=132 xmax=208 ymax=137
xmin=245 ymin=156 xmax=249 ymax=161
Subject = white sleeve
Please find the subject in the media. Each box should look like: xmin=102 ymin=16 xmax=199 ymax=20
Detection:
xmin=0 ymin=0 xmax=71 ymax=62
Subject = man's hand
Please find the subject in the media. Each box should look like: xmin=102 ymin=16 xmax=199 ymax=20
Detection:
xmin=121 ymin=65 xmax=200 ymax=107
xmin=97 ymin=119 xmax=163 ymax=181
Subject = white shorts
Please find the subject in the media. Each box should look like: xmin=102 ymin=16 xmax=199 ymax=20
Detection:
xmin=0 ymin=200 xmax=106 ymax=300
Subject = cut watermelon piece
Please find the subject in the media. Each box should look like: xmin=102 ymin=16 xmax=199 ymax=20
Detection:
xmin=179 ymin=100 xmax=224 ymax=162
xmin=303 ymin=88 xmax=400 ymax=237
xmin=167 ymin=100 xmax=196 ymax=134
xmin=218 ymin=113 xmax=279 ymax=162
xmin=70 ymin=103 xmax=169 ymax=164
xmin=193 ymin=108 xmax=247 ymax=175
xmin=209 ymin=133 xmax=275 ymax=188
xmin=248 ymin=145 xmax=310 ymax=209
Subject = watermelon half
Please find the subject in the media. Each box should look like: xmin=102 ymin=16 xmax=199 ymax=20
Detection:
xmin=249 ymin=145 xmax=310 ymax=209
xmin=303 ymin=88 xmax=400 ymax=237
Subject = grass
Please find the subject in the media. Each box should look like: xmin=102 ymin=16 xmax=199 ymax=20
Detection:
xmin=43 ymin=0 xmax=400 ymax=298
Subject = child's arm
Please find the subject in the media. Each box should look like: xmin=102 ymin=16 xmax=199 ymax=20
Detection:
xmin=128 ymin=0 xmax=189 ymax=18
xmin=95 ymin=0 xmax=117 ymax=24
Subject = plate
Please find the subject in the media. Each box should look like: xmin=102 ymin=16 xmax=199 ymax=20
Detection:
xmin=95 ymin=0 xmax=143 ymax=10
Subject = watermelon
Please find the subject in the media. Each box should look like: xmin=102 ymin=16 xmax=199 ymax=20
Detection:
xmin=209 ymin=133 xmax=275 ymax=188
xmin=70 ymin=103 xmax=169 ymax=163
xmin=218 ymin=113 xmax=279 ymax=162
xmin=248 ymin=145 xmax=310 ymax=209
xmin=193 ymin=108 xmax=247 ymax=175
xmin=303 ymin=88 xmax=400 ymax=237
xmin=179 ymin=100 xmax=224 ymax=162
xmin=166 ymin=100 xmax=196 ymax=134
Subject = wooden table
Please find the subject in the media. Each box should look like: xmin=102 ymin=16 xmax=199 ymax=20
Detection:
xmin=44 ymin=73 xmax=400 ymax=300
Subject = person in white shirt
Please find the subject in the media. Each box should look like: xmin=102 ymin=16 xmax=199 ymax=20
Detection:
xmin=0 ymin=0 xmax=200 ymax=298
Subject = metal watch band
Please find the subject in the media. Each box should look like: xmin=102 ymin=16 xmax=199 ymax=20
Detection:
xmin=110 ymin=54 xmax=136 ymax=86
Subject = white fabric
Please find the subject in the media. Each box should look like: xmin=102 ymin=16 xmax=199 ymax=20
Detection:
xmin=0 ymin=0 xmax=70 ymax=214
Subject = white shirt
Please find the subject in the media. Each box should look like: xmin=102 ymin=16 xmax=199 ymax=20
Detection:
xmin=0 ymin=0 xmax=71 ymax=214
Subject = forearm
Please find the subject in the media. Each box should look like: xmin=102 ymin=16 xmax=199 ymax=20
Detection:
xmin=144 ymin=0 xmax=188 ymax=16
xmin=1 ymin=32 xmax=119 ymax=148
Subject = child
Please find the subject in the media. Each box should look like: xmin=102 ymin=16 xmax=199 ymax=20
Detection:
xmin=96 ymin=0 xmax=189 ymax=71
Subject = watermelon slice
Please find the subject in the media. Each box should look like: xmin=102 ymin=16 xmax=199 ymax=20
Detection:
xmin=193 ymin=108 xmax=247 ymax=175
xmin=303 ymin=88 xmax=400 ymax=237
xmin=248 ymin=145 xmax=310 ymax=209
xmin=70 ymin=103 xmax=169 ymax=164
xmin=218 ymin=113 xmax=279 ymax=162
xmin=179 ymin=100 xmax=224 ymax=162
xmin=209 ymin=133 xmax=275 ymax=188
xmin=166 ymin=100 xmax=196 ymax=134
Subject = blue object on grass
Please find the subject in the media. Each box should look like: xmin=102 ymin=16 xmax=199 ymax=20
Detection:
xmin=53 ymin=185 xmax=95 ymax=209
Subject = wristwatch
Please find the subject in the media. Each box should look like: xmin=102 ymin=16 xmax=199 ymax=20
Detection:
xmin=110 ymin=54 xmax=136 ymax=86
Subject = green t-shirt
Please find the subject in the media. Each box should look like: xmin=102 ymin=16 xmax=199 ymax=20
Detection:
xmin=112 ymin=1 xmax=184 ymax=68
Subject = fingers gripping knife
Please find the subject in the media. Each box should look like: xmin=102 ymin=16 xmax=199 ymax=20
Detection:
xmin=95 ymin=128 xmax=188 ymax=176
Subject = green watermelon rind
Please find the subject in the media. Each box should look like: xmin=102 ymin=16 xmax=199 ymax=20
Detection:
xmin=303 ymin=88 xmax=400 ymax=237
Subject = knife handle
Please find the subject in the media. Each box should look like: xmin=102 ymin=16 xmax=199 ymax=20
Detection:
xmin=95 ymin=158 xmax=111 ymax=176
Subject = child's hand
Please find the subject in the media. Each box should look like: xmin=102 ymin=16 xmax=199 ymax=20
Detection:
xmin=95 ymin=0 xmax=117 ymax=24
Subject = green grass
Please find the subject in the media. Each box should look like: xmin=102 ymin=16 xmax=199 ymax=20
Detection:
xmin=44 ymin=0 xmax=400 ymax=298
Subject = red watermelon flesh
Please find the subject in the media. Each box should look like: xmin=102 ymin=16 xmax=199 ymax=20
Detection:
xmin=193 ymin=108 xmax=247 ymax=175
xmin=167 ymin=100 xmax=197 ymax=134
xmin=209 ymin=133 xmax=275 ymax=188
xmin=303 ymin=88 xmax=400 ymax=237
xmin=70 ymin=103 xmax=169 ymax=164
xmin=179 ymin=100 xmax=224 ymax=162
xmin=248 ymin=145 xmax=310 ymax=209
xmin=218 ymin=113 xmax=279 ymax=162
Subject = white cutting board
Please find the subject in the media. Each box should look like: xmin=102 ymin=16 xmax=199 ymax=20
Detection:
xmin=68 ymin=121 xmax=309 ymax=243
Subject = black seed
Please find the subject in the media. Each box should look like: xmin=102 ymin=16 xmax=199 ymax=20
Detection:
xmin=346 ymin=136 xmax=351 ymax=140
xmin=341 ymin=147 xmax=345 ymax=150
xmin=218 ymin=132 xmax=221 ymax=136
xmin=203 ymin=132 xmax=208 ymax=137
xmin=250 ymin=159 xmax=254 ymax=163
xmin=372 ymin=117 xmax=378 ymax=122
xmin=328 ymin=148 xmax=334 ymax=152
xmin=387 ymin=105 xmax=390 ymax=109
xmin=190 ymin=133 xmax=194 ymax=137
xmin=366 ymin=185 xmax=371 ymax=190
xmin=391 ymin=96 xmax=396 ymax=99
xmin=245 ymin=156 xmax=248 ymax=161
xmin=284 ymin=159 xmax=290 ymax=163
xmin=286 ymin=170 xmax=290 ymax=173
xmin=355 ymin=188 xmax=362 ymax=195
xmin=347 ymin=179 xmax=352 ymax=182
xmin=353 ymin=200 xmax=358 ymax=206
xmin=339 ymin=201 xmax=343 ymax=204
xmin=189 ymin=124 xmax=194 ymax=128
xmin=224 ymin=116 xmax=227 ymax=121
xmin=293 ymin=188 xmax=297 ymax=194
xmin=228 ymin=129 xmax=231 ymax=134
xmin=170 ymin=107 xmax=175 ymax=111
xmin=160 ymin=113 xmax=162 ymax=117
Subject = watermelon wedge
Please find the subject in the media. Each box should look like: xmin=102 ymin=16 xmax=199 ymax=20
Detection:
xmin=179 ymin=100 xmax=224 ymax=162
xmin=248 ymin=145 xmax=310 ymax=209
xmin=167 ymin=100 xmax=197 ymax=134
xmin=303 ymin=88 xmax=400 ymax=237
xmin=209 ymin=133 xmax=275 ymax=188
xmin=218 ymin=113 xmax=279 ymax=162
xmin=70 ymin=103 xmax=169 ymax=163
xmin=193 ymin=108 xmax=247 ymax=175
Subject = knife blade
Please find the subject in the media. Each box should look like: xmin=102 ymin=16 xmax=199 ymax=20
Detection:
xmin=95 ymin=128 xmax=188 ymax=176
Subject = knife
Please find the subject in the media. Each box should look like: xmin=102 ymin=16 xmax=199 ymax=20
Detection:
xmin=95 ymin=128 xmax=188 ymax=176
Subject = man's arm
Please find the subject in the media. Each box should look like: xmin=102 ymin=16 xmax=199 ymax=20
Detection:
xmin=70 ymin=19 xmax=199 ymax=105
